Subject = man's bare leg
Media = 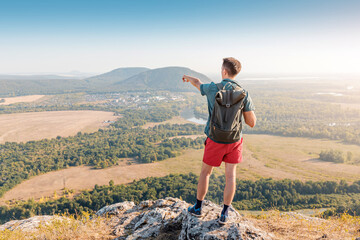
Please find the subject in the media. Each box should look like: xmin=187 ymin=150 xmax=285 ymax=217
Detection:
xmin=218 ymin=162 xmax=237 ymax=223
xmin=188 ymin=162 xmax=214 ymax=216
xmin=223 ymin=162 xmax=237 ymax=205
xmin=197 ymin=162 xmax=214 ymax=201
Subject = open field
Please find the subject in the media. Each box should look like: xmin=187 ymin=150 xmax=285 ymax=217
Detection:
xmin=0 ymin=111 xmax=118 ymax=143
xmin=141 ymin=116 xmax=197 ymax=129
xmin=240 ymin=134 xmax=360 ymax=181
xmin=0 ymin=95 xmax=45 ymax=105
xmin=1 ymin=134 xmax=360 ymax=205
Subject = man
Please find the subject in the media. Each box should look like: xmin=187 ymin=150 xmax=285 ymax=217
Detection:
xmin=182 ymin=57 xmax=256 ymax=224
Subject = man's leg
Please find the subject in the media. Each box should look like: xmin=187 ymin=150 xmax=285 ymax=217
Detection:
xmin=188 ymin=162 xmax=214 ymax=216
xmin=223 ymin=162 xmax=237 ymax=205
xmin=197 ymin=162 xmax=214 ymax=201
xmin=219 ymin=162 xmax=237 ymax=223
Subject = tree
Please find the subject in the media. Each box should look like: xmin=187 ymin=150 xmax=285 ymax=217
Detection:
xmin=347 ymin=151 xmax=353 ymax=162
xmin=319 ymin=149 xmax=345 ymax=163
xmin=109 ymin=180 xmax=114 ymax=187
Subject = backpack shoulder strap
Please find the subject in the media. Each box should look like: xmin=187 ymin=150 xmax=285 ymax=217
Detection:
xmin=216 ymin=83 xmax=223 ymax=91
xmin=231 ymin=81 xmax=242 ymax=89
xmin=216 ymin=81 xmax=243 ymax=91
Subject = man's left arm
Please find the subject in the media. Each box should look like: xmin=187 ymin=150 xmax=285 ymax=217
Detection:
xmin=243 ymin=92 xmax=256 ymax=128
xmin=243 ymin=111 xmax=256 ymax=128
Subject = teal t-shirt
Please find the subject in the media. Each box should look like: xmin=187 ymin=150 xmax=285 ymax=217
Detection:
xmin=200 ymin=78 xmax=255 ymax=143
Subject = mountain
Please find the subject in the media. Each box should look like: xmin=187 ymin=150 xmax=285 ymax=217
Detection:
xmin=84 ymin=67 xmax=150 ymax=85
xmin=112 ymin=66 xmax=212 ymax=92
xmin=0 ymin=66 xmax=212 ymax=96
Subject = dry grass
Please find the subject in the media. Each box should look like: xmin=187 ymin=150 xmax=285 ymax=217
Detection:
xmin=248 ymin=210 xmax=360 ymax=240
xmin=0 ymin=110 xmax=119 ymax=143
xmin=0 ymin=95 xmax=45 ymax=105
xmin=0 ymin=212 xmax=114 ymax=240
xmin=241 ymin=134 xmax=360 ymax=182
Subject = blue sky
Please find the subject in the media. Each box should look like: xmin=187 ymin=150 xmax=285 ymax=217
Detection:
xmin=0 ymin=0 xmax=359 ymax=75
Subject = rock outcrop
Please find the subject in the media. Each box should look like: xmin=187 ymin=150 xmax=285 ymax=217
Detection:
xmin=0 ymin=215 xmax=71 ymax=232
xmin=95 ymin=197 xmax=273 ymax=240
xmin=0 ymin=198 xmax=274 ymax=239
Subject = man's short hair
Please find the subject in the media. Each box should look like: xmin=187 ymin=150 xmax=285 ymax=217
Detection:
xmin=222 ymin=57 xmax=242 ymax=77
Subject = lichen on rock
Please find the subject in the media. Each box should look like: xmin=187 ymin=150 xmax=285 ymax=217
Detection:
xmin=96 ymin=197 xmax=273 ymax=240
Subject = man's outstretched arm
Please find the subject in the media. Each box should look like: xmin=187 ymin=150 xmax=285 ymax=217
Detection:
xmin=182 ymin=75 xmax=203 ymax=91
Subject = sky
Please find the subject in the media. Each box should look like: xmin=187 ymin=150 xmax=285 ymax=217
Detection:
xmin=0 ymin=0 xmax=359 ymax=76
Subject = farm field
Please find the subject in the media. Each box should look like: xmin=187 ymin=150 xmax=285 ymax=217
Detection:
xmin=1 ymin=134 xmax=359 ymax=205
xmin=141 ymin=116 xmax=197 ymax=129
xmin=0 ymin=95 xmax=45 ymax=105
xmin=0 ymin=110 xmax=118 ymax=143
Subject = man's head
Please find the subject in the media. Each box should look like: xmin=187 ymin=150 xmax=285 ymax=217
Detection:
xmin=221 ymin=57 xmax=242 ymax=79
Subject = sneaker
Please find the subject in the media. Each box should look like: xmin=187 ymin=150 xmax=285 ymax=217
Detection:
xmin=188 ymin=205 xmax=203 ymax=217
xmin=218 ymin=214 xmax=228 ymax=225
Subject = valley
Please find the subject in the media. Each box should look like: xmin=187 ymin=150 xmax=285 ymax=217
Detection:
xmin=1 ymin=133 xmax=359 ymax=205
xmin=0 ymin=68 xmax=359 ymax=236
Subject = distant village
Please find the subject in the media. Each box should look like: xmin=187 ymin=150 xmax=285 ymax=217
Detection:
xmin=85 ymin=91 xmax=185 ymax=108
xmin=0 ymin=91 xmax=187 ymax=114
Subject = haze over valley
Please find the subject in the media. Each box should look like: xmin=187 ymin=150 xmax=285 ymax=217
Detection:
xmin=1 ymin=0 xmax=360 ymax=238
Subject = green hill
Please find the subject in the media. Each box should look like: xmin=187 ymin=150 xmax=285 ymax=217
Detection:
xmin=84 ymin=67 xmax=150 ymax=86
xmin=112 ymin=66 xmax=212 ymax=92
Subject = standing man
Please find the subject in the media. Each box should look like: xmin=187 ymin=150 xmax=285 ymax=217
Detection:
xmin=182 ymin=57 xmax=256 ymax=224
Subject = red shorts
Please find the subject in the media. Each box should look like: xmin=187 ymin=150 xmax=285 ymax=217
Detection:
xmin=203 ymin=137 xmax=243 ymax=167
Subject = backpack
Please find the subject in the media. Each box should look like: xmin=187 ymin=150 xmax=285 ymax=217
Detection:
xmin=209 ymin=81 xmax=246 ymax=143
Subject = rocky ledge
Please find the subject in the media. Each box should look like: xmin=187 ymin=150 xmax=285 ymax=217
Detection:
xmin=95 ymin=197 xmax=273 ymax=240
xmin=0 ymin=197 xmax=274 ymax=240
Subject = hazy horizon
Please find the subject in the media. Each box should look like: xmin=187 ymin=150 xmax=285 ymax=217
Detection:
xmin=2 ymin=70 xmax=360 ymax=81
